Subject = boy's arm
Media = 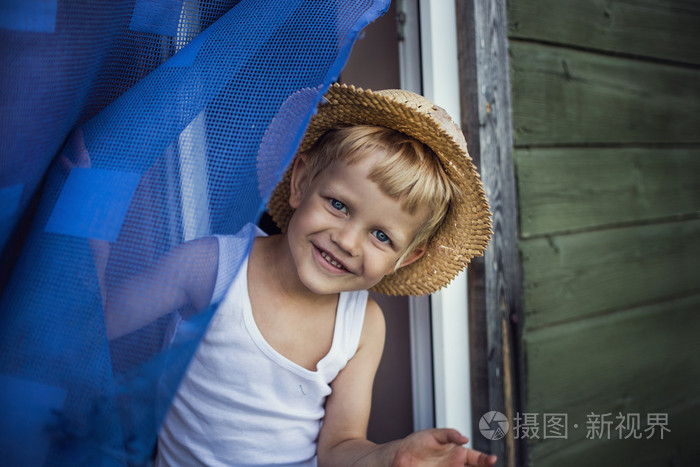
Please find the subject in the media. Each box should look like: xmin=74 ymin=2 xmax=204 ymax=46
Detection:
xmin=317 ymin=298 xmax=498 ymax=467
xmin=61 ymin=129 xmax=220 ymax=340
xmin=316 ymin=297 xmax=388 ymax=464
xmin=104 ymin=236 xmax=219 ymax=340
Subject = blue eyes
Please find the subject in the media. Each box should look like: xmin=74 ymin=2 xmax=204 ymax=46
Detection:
xmin=329 ymin=198 xmax=346 ymax=213
xmin=373 ymin=230 xmax=391 ymax=244
xmin=328 ymin=198 xmax=391 ymax=245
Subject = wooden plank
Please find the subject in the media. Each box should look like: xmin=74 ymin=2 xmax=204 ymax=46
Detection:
xmin=525 ymin=293 xmax=700 ymax=418
xmin=457 ymin=0 xmax=525 ymax=465
xmin=520 ymin=219 xmax=700 ymax=330
xmin=507 ymin=0 xmax=700 ymax=65
xmin=509 ymin=41 xmax=700 ymax=145
xmin=514 ymin=147 xmax=700 ymax=237
xmin=523 ymin=294 xmax=700 ymax=464
xmin=530 ymin=398 xmax=700 ymax=466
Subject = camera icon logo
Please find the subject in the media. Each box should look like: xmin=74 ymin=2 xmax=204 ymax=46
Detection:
xmin=479 ymin=411 xmax=509 ymax=440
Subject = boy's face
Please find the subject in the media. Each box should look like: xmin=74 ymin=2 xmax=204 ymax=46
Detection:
xmin=285 ymin=151 xmax=428 ymax=295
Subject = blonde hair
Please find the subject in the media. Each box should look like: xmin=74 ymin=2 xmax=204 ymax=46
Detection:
xmin=302 ymin=125 xmax=459 ymax=269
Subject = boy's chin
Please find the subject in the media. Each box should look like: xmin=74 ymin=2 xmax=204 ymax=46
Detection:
xmin=301 ymin=276 xmax=375 ymax=296
xmin=305 ymin=283 xmax=357 ymax=296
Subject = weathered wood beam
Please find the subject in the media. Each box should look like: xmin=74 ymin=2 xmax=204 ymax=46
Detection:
xmin=456 ymin=0 xmax=525 ymax=465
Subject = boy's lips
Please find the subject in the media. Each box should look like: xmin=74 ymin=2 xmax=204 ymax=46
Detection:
xmin=312 ymin=243 xmax=353 ymax=275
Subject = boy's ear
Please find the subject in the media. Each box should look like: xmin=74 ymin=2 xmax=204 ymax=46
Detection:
xmin=289 ymin=153 xmax=310 ymax=209
xmin=396 ymin=244 xmax=427 ymax=270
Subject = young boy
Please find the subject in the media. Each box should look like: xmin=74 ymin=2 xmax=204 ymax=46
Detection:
xmin=106 ymin=84 xmax=495 ymax=466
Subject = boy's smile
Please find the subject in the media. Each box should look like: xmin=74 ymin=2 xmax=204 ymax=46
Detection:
xmin=283 ymin=151 xmax=428 ymax=295
xmin=314 ymin=244 xmax=352 ymax=274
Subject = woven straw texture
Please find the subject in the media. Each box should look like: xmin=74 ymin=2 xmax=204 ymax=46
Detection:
xmin=268 ymin=84 xmax=492 ymax=296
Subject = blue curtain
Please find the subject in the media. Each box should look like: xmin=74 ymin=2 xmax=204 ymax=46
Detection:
xmin=0 ymin=0 xmax=389 ymax=464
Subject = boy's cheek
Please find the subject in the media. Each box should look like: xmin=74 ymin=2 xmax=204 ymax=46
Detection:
xmin=379 ymin=255 xmax=403 ymax=276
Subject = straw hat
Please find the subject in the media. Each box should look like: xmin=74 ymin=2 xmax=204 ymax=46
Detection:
xmin=268 ymin=84 xmax=492 ymax=296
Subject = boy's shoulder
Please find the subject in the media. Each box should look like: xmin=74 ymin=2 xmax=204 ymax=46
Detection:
xmin=365 ymin=297 xmax=383 ymax=319
xmin=210 ymin=223 xmax=264 ymax=305
xmin=214 ymin=223 xmax=266 ymax=265
xmin=357 ymin=296 xmax=386 ymax=350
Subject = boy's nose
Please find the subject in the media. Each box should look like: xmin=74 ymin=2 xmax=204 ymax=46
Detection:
xmin=332 ymin=226 xmax=362 ymax=257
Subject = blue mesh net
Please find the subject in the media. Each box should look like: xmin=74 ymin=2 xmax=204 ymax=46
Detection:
xmin=0 ymin=0 xmax=389 ymax=464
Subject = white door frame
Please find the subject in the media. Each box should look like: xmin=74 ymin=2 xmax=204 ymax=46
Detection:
xmin=400 ymin=0 xmax=473 ymax=442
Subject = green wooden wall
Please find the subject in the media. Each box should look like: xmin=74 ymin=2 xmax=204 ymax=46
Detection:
xmin=506 ymin=1 xmax=700 ymax=465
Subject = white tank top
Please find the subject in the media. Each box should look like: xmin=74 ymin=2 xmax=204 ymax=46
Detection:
xmin=157 ymin=225 xmax=368 ymax=466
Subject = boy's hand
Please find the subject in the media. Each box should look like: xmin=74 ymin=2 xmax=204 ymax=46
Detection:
xmin=392 ymin=429 xmax=497 ymax=467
